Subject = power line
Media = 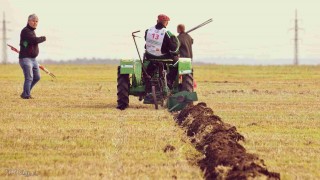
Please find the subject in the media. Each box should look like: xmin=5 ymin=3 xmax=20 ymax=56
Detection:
xmin=1 ymin=12 xmax=9 ymax=65
xmin=291 ymin=9 xmax=303 ymax=65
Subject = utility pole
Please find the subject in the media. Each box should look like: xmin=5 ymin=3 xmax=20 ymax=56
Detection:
xmin=1 ymin=12 xmax=8 ymax=64
xmin=293 ymin=9 xmax=302 ymax=65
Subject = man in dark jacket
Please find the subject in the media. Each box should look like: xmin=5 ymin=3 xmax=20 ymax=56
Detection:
xmin=19 ymin=14 xmax=46 ymax=99
xmin=177 ymin=24 xmax=193 ymax=59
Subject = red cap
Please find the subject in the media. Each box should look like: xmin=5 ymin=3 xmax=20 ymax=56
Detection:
xmin=158 ymin=14 xmax=170 ymax=21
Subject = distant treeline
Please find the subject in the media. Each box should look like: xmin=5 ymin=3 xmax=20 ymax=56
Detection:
xmin=3 ymin=57 xmax=319 ymax=65
xmin=38 ymin=58 xmax=120 ymax=64
xmin=37 ymin=58 xmax=212 ymax=65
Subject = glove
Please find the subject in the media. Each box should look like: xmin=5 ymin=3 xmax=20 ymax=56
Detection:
xmin=41 ymin=36 xmax=46 ymax=41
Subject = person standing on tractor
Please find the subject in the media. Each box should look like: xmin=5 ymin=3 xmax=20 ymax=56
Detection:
xmin=177 ymin=24 xmax=197 ymax=89
xmin=19 ymin=14 xmax=46 ymax=99
xmin=144 ymin=14 xmax=180 ymax=87
xmin=177 ymin=24 xmax=193 ymax=59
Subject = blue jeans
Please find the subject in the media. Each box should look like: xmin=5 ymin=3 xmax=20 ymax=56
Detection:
xmin=19 ymin=58 xmax=41 ymax=98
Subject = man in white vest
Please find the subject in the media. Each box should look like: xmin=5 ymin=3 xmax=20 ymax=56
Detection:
xmin=144 ymin=14 xmax=180 ymax=88
xmin=145 ymin=14 xmax=179 ymax=60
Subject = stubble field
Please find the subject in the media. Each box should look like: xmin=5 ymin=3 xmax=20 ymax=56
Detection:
xmin=0 ymin=64 xmax=319 ymax=179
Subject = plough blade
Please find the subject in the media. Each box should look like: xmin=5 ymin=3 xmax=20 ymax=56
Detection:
xmin=167 ymin=91 xmax=198 ymax=112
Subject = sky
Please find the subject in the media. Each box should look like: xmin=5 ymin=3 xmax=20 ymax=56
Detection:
xmin=1 ymin=0 xmax=320 ymax=65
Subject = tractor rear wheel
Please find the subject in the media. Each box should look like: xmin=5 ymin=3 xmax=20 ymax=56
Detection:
xmin=117 ymin=66 xmax=130 ymax=110
xmin=152 ymin=85 xmax=158 ymax=109
xmin=182 ymin=73 xmax=194 ymax=92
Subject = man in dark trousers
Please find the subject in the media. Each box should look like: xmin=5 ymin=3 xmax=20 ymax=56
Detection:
xmin=19 ymin=14 xmax=46 ymax=99
xmin=177 ymin=24 xmax=193 ymax=59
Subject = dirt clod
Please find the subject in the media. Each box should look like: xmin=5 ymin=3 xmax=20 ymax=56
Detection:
xmin=163 ymin=144 xmax=176 ymax=153
xmin=252 ymin=89 xmax=259 ymax=93
xmin=175 ymin=103 xmax=280 ymax=180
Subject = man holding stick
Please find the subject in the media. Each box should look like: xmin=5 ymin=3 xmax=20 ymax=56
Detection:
xmin=177 ymin=24 xmax=193 ymax=59
xmin=177 ymin=19 xmax=212 ymax=59
xmin=19 ymin=14 xmax=46 ymax=99
xmin=176 ymin=19 xmax=212 ymax=89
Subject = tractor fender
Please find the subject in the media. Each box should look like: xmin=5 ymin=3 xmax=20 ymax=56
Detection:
xmin=120 ymin=59 xmax=138 ymax=74
xmin=178 ymin=58 xmax=193 ymax=75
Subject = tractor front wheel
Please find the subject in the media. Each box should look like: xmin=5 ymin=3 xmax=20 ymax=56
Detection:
xmin=182 ymin=73 xmax=194 ymax=92
xmin=117 ymin=66 xmax=130 ymax=110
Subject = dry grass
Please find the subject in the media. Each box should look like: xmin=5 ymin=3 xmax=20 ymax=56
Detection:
xmin=195 ymin=65 xmax=320 ymax=179
xmin=0 ymin=64 xmax=202 ymax=179
xmin=0 ymin=64 xmax=319 ymax=179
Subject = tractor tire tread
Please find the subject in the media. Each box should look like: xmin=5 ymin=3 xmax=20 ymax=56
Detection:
xmin=117 ymin=66 xmax=130 ymax=110
xmin=182 ymin=73 xmax=193 ymax=92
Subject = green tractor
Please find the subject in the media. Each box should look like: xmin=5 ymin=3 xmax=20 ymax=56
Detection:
xmin=116 ymin=31 xmax=198 ymax=111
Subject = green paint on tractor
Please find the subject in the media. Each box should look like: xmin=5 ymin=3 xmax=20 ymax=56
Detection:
xmin=117 ymin=58 xmax=197 ymax=111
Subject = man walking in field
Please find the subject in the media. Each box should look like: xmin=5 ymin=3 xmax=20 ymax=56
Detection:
xmin=177 ymin=24 xmax=193 ymax=59
xmin=19 ymin=14 xmax=46 ymax=99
